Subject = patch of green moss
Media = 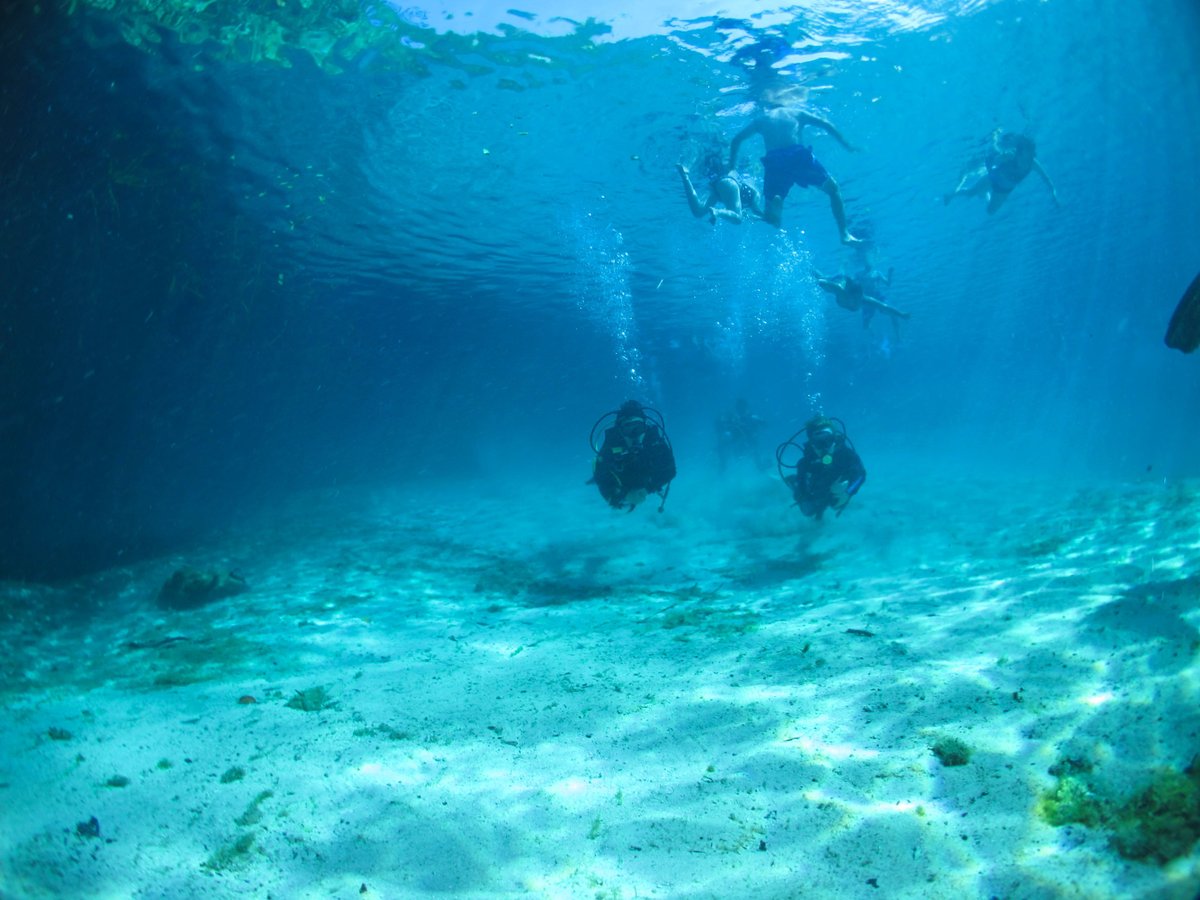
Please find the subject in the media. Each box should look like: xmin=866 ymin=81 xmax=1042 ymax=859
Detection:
xmin=1039 ymin=755 xmax=1200 ymax=865
xmin=74 ymin=0 xmax=403 ymax=72
xmin=286 ymin=686 xmax=331 ymax=712
xmin=202 ymin=832 xmax=255 ymax=872
xmin=353 ymin=723 xmax=410 ymax=741
xmin=234 ymin=790 xmax=274 ymax=827
xmin=1038 ymin=774 xmax=1106 ymax=828
xmin=1048 ymin=756 xmax=1093 ymax=778
xmin=931 ymin=737 xmax=971 ymax=767
xmin=1109 ymin=767 xmax=1200 ymax=863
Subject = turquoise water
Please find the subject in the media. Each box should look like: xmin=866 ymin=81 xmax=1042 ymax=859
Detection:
xmin=3 ymin=3 xmax=1198 ymax=578
xmin=1 ymin=3 xmax=1199 ymax=894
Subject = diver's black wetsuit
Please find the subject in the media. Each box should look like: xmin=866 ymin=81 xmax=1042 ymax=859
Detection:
xmin=592 ymin=412 xmax=676 ymax=510
xmin=788 ymin=434 xmax=866 ymax=519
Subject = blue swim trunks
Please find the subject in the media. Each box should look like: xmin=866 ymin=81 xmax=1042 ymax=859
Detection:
xmin=762 ymin=144 xmax=830 ymax=200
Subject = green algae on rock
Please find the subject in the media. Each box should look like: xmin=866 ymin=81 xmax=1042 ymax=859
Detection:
xmin=1038 ymin=754 xmax=1200 ymax=864
xmin=286 ymin=686 xmax=332 ymax=712
xmin=931 ymin=737 xmax=971 ymax=767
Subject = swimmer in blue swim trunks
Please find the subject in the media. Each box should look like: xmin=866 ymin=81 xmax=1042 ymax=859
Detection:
xmin=728 ymin=95 xmax=861 ymax=243
xmin=944 ymin=130 xmax=1060 ymax=213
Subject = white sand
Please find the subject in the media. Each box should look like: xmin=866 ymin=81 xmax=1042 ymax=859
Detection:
xmin=1 ymin=474 xmax=1198 ymax=898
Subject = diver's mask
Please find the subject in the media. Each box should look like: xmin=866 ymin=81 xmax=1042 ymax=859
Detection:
xmin=810 ymin=429 xmax=836 ymax=464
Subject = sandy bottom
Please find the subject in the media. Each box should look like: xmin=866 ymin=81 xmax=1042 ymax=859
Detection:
xmin=1 ymin=472 xmax=1199 ymax=899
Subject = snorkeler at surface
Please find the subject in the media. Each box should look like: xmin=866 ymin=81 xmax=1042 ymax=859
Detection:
xmin=727 ymin=90 xmax=862 ymax=244
xmin=676 ymin=147 xmax=764 ymax=225
xmin=944 ymin=129 xmax=1060 ymax=213
xmin=720 ymin=91 xmax=864 ymax=243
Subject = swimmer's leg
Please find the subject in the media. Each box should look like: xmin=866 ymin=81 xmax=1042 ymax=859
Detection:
xmin=945 ymin=166 xmax=989 ymax=204
xmin=820 ymin=177 xmax=859 ymax=244
xmin=986 ymin=187 xmax=1011 ymax=214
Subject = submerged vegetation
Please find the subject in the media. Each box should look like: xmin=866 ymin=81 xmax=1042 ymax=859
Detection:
xmin=1109 ymin=768 xmax=1200 ymax=863
xmin=930 ymin=737 xmax=972 ymax=767
xmin=1038 ymin=774 xmax=1105 ymax=828
xmin=202 ymin=832 xmax=256 ymax=872
xmin=68 ymin=0 xmax=609 ymax=75
xmin=286 ymin=686 xmax=332 ymax=712
xmin=72 ymin=0 xmax=404 ymax=71
xmin=234 ymin=791 xmax=274 ymax=828
xmin=1039 ymin=755 xmax=1200 ymax=864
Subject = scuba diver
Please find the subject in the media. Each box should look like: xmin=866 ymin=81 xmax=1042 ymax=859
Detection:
xmin=588 ymin=401 xmax=677 ymax=512
xmin=776 ymin=416 xmax=866 ymax=519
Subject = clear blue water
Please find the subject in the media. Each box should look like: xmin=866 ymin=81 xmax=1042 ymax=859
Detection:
xmin=2 ymin=6 xmax=1200 ymax=895
xmin=1 ymin=0 xmax=1198 ymax=577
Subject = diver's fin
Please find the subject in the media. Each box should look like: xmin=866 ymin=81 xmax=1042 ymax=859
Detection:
xmin=1165 ymin=271 xmax=1200 ymax=353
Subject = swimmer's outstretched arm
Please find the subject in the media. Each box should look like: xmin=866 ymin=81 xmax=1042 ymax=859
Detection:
xmin=797 ymin=111 xmax=858 ymax=152
xmin=727 ymin=120 xmax=761 ymax=171
xmin=813 ymin=272 xmax=847 ymax=297
xmin=1032 ymin=158 xmax=1061 ymax=206
xmin=676 ymin=164 xmax=714 ymax=220
xmin=862 ymin=294 xmax=910 ymax=320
